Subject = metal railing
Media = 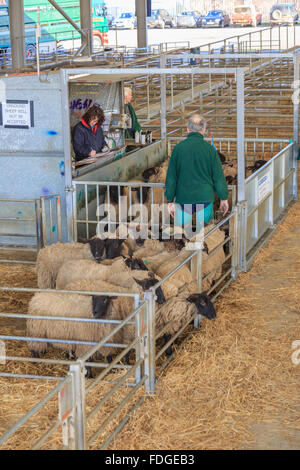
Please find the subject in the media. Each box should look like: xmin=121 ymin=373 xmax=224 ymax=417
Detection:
xmin=0 ymin=195 xmax=62 ymax=262
xmin=242 ymin=141 xmax=295 ymax=269
xmin=144 ymin=210 xmax=240 ymax=375
xmin=191 ymin=24 xmax=297 ymax=55
xmin=0 ymin=284 xmax=149 ymax=449
xmin=71 ymin=178 xmax=236 ymax=241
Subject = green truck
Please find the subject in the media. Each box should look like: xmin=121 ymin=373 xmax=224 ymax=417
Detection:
xmin=0 ymin=0 xmax=109 ymax=58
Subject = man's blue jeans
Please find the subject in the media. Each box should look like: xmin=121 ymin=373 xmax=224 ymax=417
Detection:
xmin=174 ymin=202 xmax=213 ymax=236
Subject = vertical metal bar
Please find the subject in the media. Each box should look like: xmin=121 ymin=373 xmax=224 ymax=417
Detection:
xmin=144 ymin=290 xmax=155 ymax=394
xmin=49 ymin=198 xmax=53 ymax=244
xmin=41 ymin=197 xmax=47 ymax=247
xmin=236 ymin=69 xmax=245 ymax=203
xmin=240 ymin=201 xmax=248 ymax=272
xmin=60 ymin=69 xmax=73 ymax=241
xmin=35 ymin=199 xmax=43 ymax=251
xmin=70 ymin=363 xmax=86 ymax=450
xmin=72 ymin=184 xmax=78 ymax=242
xmin=194 ymin=247 xmax=203 ymax=328
xmin=270 ymin=158 xmax=274 ymax=226
xmin=160 ymin=56 xmax=167 ymax=139
xmin=279 ymin=24 xmax=281 ymax=51
xmin=293 ymin=52 xmax=299 ymax=200
xmin=134 ymin=294 xmax=141 ymax=385
xmin=56 ymin=196 xmax=62 ymax=243
xmin=85 ymin=184 xmax=89 ymax=238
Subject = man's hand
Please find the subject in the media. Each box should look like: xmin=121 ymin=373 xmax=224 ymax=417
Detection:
xmin=167 ymin=202 xmax=176 ymax=218
xmin=219 ymin=200 xmax=229 ymax=216
xmin=89 ymin=150 xmax=96 ymax=158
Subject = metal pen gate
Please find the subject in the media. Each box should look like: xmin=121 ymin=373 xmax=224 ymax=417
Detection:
xmin=0 ymin=195 xmax=62 ymax=263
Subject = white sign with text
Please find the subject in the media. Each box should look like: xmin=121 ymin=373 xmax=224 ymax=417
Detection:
xmin=258 ymin=172 xmax=271 ymax=203
xmin=2 ymin=102 xmax=31 ymax=128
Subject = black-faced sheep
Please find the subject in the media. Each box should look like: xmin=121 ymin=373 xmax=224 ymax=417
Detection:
xmin=55 ymin=256 xmax=146 ymax=290
xmin=36 ymin=237 xmax=129 ymax=289
xmin=27 ymin=284 xmax=118 ymax=360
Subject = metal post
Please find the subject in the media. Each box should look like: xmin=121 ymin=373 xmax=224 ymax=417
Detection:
xmin=144 ymin=290 xmax=156 ymax=393
xmin=56 ymin=196 xmax=62 ymax=242
xmin=60 ymin=69 xmax=74 ymax=241
xmin=239 ymin=201 xmax=248 ymax=272
xmin=48 ymin=0 xmax=88 ymax=56
xmin=10 ymin=0 xmax=26 ymax=70
xmin=134 ymin=294 xmax=142 ymax=385
xmin=160 ymin=55 xmax=167 ymax=140
xmin=35 ymin=199 xmax=43 ymax=251
xmin=230 ymin=206 xmax=239 ymax=279
xmin=293 ymin=52 xmax=299 ymax=200
xmin=70 ymin=363 xmax=86 ymax=450
xmin=80 ymin=0 xmax=93 ymax=55
xmin=136 ymin=0 xmax=148 ymax=49
xmin=236 ymin=69 xmax=245 ymax=203
xmin=192 ymin=247 xmax=202 ymax=328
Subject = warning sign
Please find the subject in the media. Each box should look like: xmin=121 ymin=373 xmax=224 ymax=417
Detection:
xmin=0 ymin=100 xmax=34 ymax=129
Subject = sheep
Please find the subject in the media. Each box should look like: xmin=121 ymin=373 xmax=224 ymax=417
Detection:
xmin=155 ymin=292 xmax=216 ymax=337
xmin=36 ymin=236 xmax=131 ymax=290
xmin=246 ymin=159 xmax=268 ymax=176
xmin=63 ymin=276 xmax=166 ymax=365
xmin=201 ymin=225 xmax=226 ymax=285
xmin=36 ymin=238 xmax=106 ymax=289
xmin=27 ymin=279 xmax=123 ymax=363
xmin=123 ymin=291 xmax=216 ymax=357
xmin=142 ymin=250 xmax=193 ymax=290
xmin=133 ymin=238 xmax=166 ymax=258
xmin=55 ymin=256 xmax=148 ymax=290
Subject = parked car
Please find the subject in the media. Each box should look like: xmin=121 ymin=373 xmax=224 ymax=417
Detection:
xmin=232 ymin=5 xmax=262 ymax=27
xmin=147 ymin=12 xmax=165 ymax=29
xmin=270 ymin=3 xmax=299 ymax=25
xmin=176 ymin=11 xmax=201 ymax=28
xmin=111 ymin=12 xmax=136 ymax=30
xmin=106 ymin=14 xmax=115 ymax=27
xmin=201 ymin=10 xmax=230 ymax=28
xmin=149 ymin=9 xmax=176 ymax=28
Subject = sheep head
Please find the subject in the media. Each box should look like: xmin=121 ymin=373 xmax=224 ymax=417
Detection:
xmin=131 ymin=186 xmax=150 ymax=204
xmin=187 ymin=293 xmax=216 ymax=320
xmin=133 ymin=276 xmax=166 ymax=305
xmin=105 ymin=239 xmax=125 ymax=259
xmin=218 ymin=151 xmax=226 ymax=163
xmin=92 ymin=295 xmax=116 ymax=319
xmin=142 ymin=167 xmax=158 ymax=181
xmin=125 ymin=257 xmax=148 ymax=271
xmin=84 ymin=238 xmax=106 ymax=262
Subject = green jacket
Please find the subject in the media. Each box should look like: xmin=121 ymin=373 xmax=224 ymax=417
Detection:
xmin=125 ymin=103 xmax=142 ymax=139
xmin=165 ymin=132 xmax=229 ymax=204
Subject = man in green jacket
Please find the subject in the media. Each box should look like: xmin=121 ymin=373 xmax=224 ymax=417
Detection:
xmin=165 ymin=114 xmax=229 ymax=235
xmin=124 ymin=87 xmax=142 ymax=139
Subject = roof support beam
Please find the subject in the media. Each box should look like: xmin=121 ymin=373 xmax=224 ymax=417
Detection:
xmin=80 ymin=0 xmax=93 ymax=55
xmin=136 ymin=0 xmax=147 ymax=50
xmin=10 ymin=0 xmax=25 ymax=70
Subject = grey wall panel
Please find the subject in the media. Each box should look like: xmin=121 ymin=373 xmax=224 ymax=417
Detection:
xmin=0 ymin=74 xmax=63 ymax=153
xmin=0 ymin=154 xmax=67 ymax=245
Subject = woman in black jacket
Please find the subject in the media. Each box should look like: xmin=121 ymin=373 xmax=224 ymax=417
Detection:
xmin=72 ymin=105 xmax=106 ymax=162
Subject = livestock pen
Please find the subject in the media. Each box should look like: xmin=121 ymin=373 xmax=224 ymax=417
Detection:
xmin=0 ymin=35 xmax=299 ymax=450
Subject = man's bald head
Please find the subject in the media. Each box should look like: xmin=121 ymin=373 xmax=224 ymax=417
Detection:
xmin=124 ymin=87 xmax=133 ymax=104
xmin=187 ymin=114 xmax=207 ymax=134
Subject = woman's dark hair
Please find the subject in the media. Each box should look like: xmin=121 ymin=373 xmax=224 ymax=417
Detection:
xmin=82 ymin=104 xmax=105 ymax=126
